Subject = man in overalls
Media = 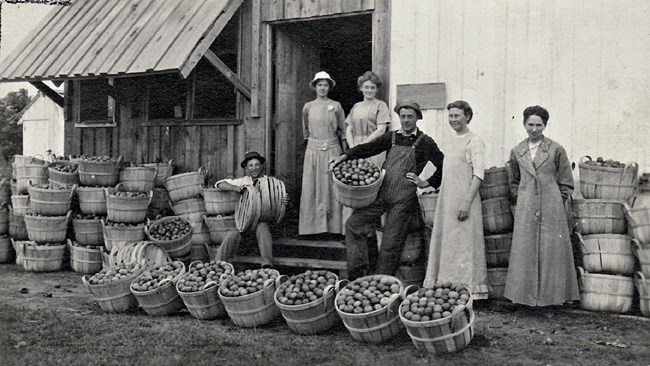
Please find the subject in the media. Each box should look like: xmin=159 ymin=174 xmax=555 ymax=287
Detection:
xmin=329 ymin=101 xmax=444 ymax=279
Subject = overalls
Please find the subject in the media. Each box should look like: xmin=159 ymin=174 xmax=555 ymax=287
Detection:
xmin=345 ymin=131 xmax=424 ymax=276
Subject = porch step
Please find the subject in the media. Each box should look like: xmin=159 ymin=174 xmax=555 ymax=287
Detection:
xmin=232 ymin=255 xmax=348 ymax=270
xmin=273 ymin=237 xmax=345 ymax=249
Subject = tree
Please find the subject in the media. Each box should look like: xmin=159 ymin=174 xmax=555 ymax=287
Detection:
xmin=0 ymin=88 xmax=30 ymax=161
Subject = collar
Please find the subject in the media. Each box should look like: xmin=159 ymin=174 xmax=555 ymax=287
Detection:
xmin=397 ymin=127 xmax=420 ymax=137
xmin=515 ymin=136 xmax=550 ymax=156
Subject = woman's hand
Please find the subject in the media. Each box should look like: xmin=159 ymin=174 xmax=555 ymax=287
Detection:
xmin=457 ymin=201 xmax=471 ymax=221
xmin=406 ymin=172 xmax=428 ymax=188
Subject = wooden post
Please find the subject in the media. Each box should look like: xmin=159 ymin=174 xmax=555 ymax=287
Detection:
xmin=372 ymin=0 xmax=391 ymax=103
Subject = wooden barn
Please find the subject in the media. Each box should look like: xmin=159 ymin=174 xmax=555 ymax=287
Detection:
xmin=0 ymin=0 xmax=648 ymax=199
xmin=14 ymin=91 xmax=65 ymax=159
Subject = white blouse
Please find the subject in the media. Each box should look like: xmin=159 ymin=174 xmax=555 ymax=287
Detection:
xmin=455 ymin=133 xmax=486 ymax=180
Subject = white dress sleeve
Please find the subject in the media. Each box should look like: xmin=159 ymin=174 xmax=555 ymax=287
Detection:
xmin=466 ymin=136 xmax=486 ymax=180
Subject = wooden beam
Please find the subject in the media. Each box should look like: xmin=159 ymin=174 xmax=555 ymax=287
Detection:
xmin=372 ymin=0 xmax=391 ymax=103
xmin=139 ymin=118 xmax=242 ymax=128
xmin=29 ymin=81 xmax=64 ymax=108
xmin=250 ymin=0 xmax=261 ymax=117
xmin=203 ymin=49 xmax=252 ymax=101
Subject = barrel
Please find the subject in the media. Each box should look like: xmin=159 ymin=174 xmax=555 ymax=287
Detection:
xmin=578 ymin=233 xmax=635 ymax=275
xmin=119 ymin=166 xmax=157 ymax=192
xmin=77 ymin=186 xmax=116 ymax=215
xmin=332 ymin=170 xmax=386 ymax=209
xmin=484 ymin=233 xmax=512 ymax=268
xmin=21 ymin=240 xmax=67 ymax=272
xmin=578 ymin=267 xmax=633 ymax=313
xmin=78 ymin=157 xmax=122 ymax=187
xmin=480 ymin=167 xmax=509 ymax=200
xmin=68 ymin=241 xmax=103 ymax=274
xmin=572 ymin=199 xmax=627 ymax=235
xmin=0 ymin=235 xmax=13 ymax=263
xmin=579 ymin=157 xmax=638 ymax=201
xmin=28 ymin=185 xmax=75 ymax=216
xmin=24 ymin=211 xmax=71 ymax=244
xmin=481 ymin=197 xmax=513 ymax=234
xmin=218 ymin=271 xmax=281 ymax=328
xmin=204 ymin=215 xmax=237 ymax=244
xmin=105 ymin=187 xmax=152 ymax=224
xmin=203 ymin=188 xmax=239 ymax=216
xmin=418 ymin=191 xmax=438 ymax=227
xmin=487 ymin=267 xmax=508 ymax=299
xmin=72 ymin=217 xmax=104 ymax=246
xmin=172 ymin=197 xmax=206 ymax=223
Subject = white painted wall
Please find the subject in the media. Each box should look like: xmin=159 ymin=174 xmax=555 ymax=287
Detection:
xmin=20 ymin=92 xmax=64 ymax=158
xmin=389 ymin=0 xmax=650 ymax=174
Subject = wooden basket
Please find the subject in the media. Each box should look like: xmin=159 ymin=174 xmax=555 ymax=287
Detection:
xmin=68 ymin=241 xmax=103 ymax=274
xmin=143 ymin=160 xmax=174 ymax=187
xmin=579 ymin=157 xmax=638 ymax=201
xmin=487 ymin=267 xmax=508 ymax=299
xmin=72 ymin=217 xmax=104 ymax=246
xmin=578 ymin=233 xmax=635 ymax=275
xmin=164 ymin=167 xmax=207 ymax=203
xmin=635 ymin=272 xmax=650 ymax=317
xmin=481 ymin=197 xmax=513 ymax=235
xmin=8 ymin=209 xmax=28 ymax=240
xmin=0 ymin=236 xmax=13 ymax=263
xmin=335 ymin=275 xmax=406 ymax=343
xmin=485 ymin=233 xmax=512 ymax=268
xmin=21 ymin=240 xmax=67 ymax=272
xmin=572 ymin=199 xmax=627 ymax=235
xmin=400 ymin=291 xmax=474 ymax=355
xmin=0 ymin=205 xmax=8 ymax=235
xmin=28 ymin=184 xmax=75 ymax=216
xmin=78 ymin=157 xmax=122 ymax=187
xmin=0 ymin=178 xmax=11 ymax=206
xmin=145 ymin=216 xmax=192 ymax=259
xmin=218 ymin=270 xmax=282 ymax=328
xmin=130 ymin=262 xmax=186 ymax=316
xmin=274 ymin=274 xmax=340 ymax=335
xmin=395 ymin=263 xmax=426 ymax=287
xmin=82 ymin=264 xmax=145 ymax=313
xmin=234 ymin=185 xmax=261 ymax=233
xmin=203 ymin=188 xmax=239 ymax=216
xmin=11 ymin=194 xmax=30 ymax=216
xmin=177 ymin=261 xmax=234 ymax=320
xmin=418 ymin=191 xmax=438 ymax=227
xmin=171 ymin=197 xmax=206 ymax=223
xmin=401 ymin=230 xmax=424 ymax=264
xmin=119 ymin=166 xmax=157 ymax=192
xmin=578 ymin=267 xmax=633 ymax=313
xmin=332 ymin=170 xmax=386 ymax=209
xmin=105 ymin=186 xmax=153 ymax=224
xmin=479 ymin=167 xmax=509 ymax=200
xmin=204 ymin=215 xmax=237 ymax=244
xmin=48 ymin=161 xmax=79 ymax=188
xmin=107 ymin=241 xmax=171 ymax=270
xmin=101 ymin=219 xmax=146 ymax=252
xmin=625 ymin=204 xmax=650 ymax=244
xmin=255 ymin=177 xmax=287 ymax=223
xmin=24 ymin=211 xmax=71 ymax=244
xmin=15 ymin=165 xmax=48 ymax=194
xmin=633 ymin=240 xmax=650 ymax=276
xmin=77 ymin=186 xmax=116 ymax=215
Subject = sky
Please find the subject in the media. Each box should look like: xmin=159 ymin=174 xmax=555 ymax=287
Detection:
xmin=0 ymin=2 xmax=56 ymax=97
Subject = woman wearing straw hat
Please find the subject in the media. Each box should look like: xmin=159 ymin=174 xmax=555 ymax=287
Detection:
xmin=299 ymin=71 xmax=347 ymax=235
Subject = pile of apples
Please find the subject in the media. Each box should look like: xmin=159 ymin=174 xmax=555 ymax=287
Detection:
xmin=25 ymin=241 xmax=64 ymax=247
xmin=32 ymin=184 xmax=68 ymax=190
xmin=220 ymin=268 xmax=278 ymax=297
xmin=333 ymin=158 xmax=381 ymax=186
xmin=336 ymin=275 xmax=402 ymax=314
xmin=112 ymin=191 xmax=149 ymax=198
xmin=400 ymin=281 xmax=470 ymax=322
xmin=87 ymin=262 xmax=142 ymax=285
xmin=177 ymin=261 xmax=231 ymax=292
xmin=80 ymin=155 xmax=118 ymax=162
xmin=70 ymin=241 xmax=102 ymax=249
xmin=131 ymin=261 xmax=184 ymax=292
xmin=73 ymin=213 xmax=105 ymax=221
xmin=584 ymin=157 xmax=625 ymax=168
xmin=276 ymin=270 xmax=337 ymax=306
xmin=50 ymin=163 xmax=78 ymax=173
xmin=148 ymin=217 xmax=191 ymax=241
xmin=104 ymin=220 xmax=145 ymax=228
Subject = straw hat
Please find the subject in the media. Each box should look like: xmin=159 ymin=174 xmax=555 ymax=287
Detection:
xmin=309 ymin=71 xmax=336 ymax=90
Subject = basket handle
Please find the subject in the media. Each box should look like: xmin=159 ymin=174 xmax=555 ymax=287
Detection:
xmin=636 ymin=271 xmax=646 ymax=283
xmin=81 ymin=275 xmax=91 ymax=290
xmin=400 ymin=284 xmax=419 ymax=299
xmin=577 ymin=266 xmax=585 ymax=277
xmin=622 ymin=202 xmax=638 ymax=226
xmin=334 ymin=279 xmax=349 ymax=293
xmin=116 ymin=156 xmax=124 ymax=165
xmin=632 ymin=239 xmax=642 ymax=258
xmin=115 ymin=182 xmax=125 ymax=192
xmin=576 ymin=232 xmax=588 ymax=254
xmin=68 ymin=184 xmax=78 ymax=199
xmin=188 ymin=260 xmax=203 ymax=270
xmin=203 ymin=280 xmax=218 ymax=291
xmin=198 ymin=166 xmax=207 ymax=174
xmin=65 ymin=210 xmax=71 ymax=223
xmin=385 ymin=293 xmax=402 ymax=321
xmin=158 ymin=278 xmax=173 ymax=288
xmin=580 ymin=155 xmax=592 ymax=164
xmin=167 ymin=159 xmax=174 ymax=167
xmin=322 ymin=284 xmax=336 ymax=312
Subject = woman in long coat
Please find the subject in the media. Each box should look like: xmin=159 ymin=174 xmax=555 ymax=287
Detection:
xmin=504 ymin=105 xmax=579 ymax=306
xmin=299 ymin=71 xmax=346 ymax=235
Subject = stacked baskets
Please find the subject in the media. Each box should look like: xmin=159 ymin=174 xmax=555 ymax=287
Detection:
xmin=573 ymin=157 xmax=638 ymax=314
xmin=102 ymin=184 xmax=151 ymax=253
xmin=480 ymin=167 xmax=513 ymax=299
xmin=625 ymin=196 xmax=650 ymax=317
xmin=145 ymin=216 xmax=192 ymax=262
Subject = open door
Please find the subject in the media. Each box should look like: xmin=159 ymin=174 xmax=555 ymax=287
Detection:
xmin=273 ymin=29 xmax=320 ymax=209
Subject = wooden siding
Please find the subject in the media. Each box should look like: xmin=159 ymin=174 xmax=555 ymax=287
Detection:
xmin=262 ymin=0 xmax=374 ymax=21
xmin=0 ymin=0 xmax=240 ymax=81
xmin=389 ymin=0 xmax=650 ymax=173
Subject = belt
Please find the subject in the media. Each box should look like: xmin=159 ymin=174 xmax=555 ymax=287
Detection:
xmin=307 ymin=137 xmax=340 ymax=151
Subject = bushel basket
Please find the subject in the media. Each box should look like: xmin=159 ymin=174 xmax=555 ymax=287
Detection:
xmin=332 ymin=170 xmax=386 ymax=209
xmin=579 ymin=156 xmax=638 ymax=201
xmin=8 ymin=209 xmax=28 ymax=240
xmin=24 ymin=211 xmax=71 ymax=244
xmin=635 ymin=272 xmax=650 ymax=317
xmin=68 ymin=241 xmax=103 ymax=274
xmin=0 ymin=236 xmax=12 ymax=263
xmin=177 ymin=261 xmax=234 ymax=320
xmin=21 ymin=239 xmax=67 ymax=272
xmin=11 ymin=194 xmax=30 ymax=216
xmin=143 ymin=160 xmax=174 ymax=187
xmin=77 ymin=186 xmax=116 ymax=215
xmin=164 ymin=167 xmax=207 ymax=203
xmin=482 ymin=197 xmax=513 ymax=234
xmin=82 ymin=263 xmax=145 ymax=313
xmin=625 ymin=204 xmax=650 ymax=244
xmin=130 ymin=261 xmax=186 ymax=316
xmin=479 ymin=167 xmax=509 ymax=200
xmin=145 ymin=216 xmax=192 ymax=259
xmin=105 ymin=185 xmax=152 ymax=224
xmin=418 ymin=191 xmax=438 ymax=227
xmin=48 ymin=161 xmax=79 ymax=188
xmin=203 ymin=188 xmax=239 ymax=216
xmin=572 ymin=199 xmax=627 ymax=235
xmin=578 ymin=267 xmax=633 ymax=313
xmin=172 ymin=197 xmax=206 ymax=223
xmin=484 ymin=233 xmax=512 ymax=267
xmin=72 ymin=217 xmax=104 ymax=246
xmin=78 ymin=157 xmax=122 ymax=187
xmin=204 ymin=215 xmax=237 ymax=244
xmin=119 ymin=166 xmax=157 ymax=192
xmin=102 ymin=220 xmax=146 ymax=252
xmin=633 ymin=240 xmax=650 ymax=276
xmin=28 ymin=184 xmax=75 ymax=216
xmin=577 ymin=233 xmax=635 ymax=275
xmin=219 ymin=270 xmax=282 ymax=328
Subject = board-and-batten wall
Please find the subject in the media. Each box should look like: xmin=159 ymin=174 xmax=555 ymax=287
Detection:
xmin=389 ymin=0 xmax=650 ymax=175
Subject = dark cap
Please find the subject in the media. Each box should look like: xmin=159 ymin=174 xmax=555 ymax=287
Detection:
xmin=240 ymin=151 xmax=266 ymax=168
xmin=394 ymin=101 xmax=423 ymax=120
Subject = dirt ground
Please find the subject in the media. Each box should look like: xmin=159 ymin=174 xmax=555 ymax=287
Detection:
xmin=0 ymin=263 xmax=648 ymax=366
